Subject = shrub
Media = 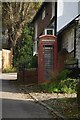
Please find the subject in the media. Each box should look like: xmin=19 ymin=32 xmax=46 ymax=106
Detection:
xmin=39 ymin=69 xmax=79 ymax=93
xmin=58 ymin=69 xmax=71 ymax=80
xmin=50 ymin=71 xmax=60 ymax=84
xmin=59 ymin=78 xmax=79 ymax=93
xmin=39 ymin=78 xmax=79 ymax=93
xmin=50 ymin=69 xmax=71 ymax=83
xmin=14 ymin=23 xmax=34 ymax=70
xmin=31 ymin=55 xmax=38 ymax=68
xmin=2 ymin=67 xmax=17 ymax=73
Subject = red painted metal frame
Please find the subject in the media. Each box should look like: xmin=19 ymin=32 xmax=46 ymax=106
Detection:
xmin=38 ymin=35 xmax=58 ymax=83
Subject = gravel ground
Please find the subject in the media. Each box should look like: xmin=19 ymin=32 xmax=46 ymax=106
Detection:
xmin=18 ymin=84 xmax=80 ymax=119
xmin=21 ymin=84 xmax=77 ymax=100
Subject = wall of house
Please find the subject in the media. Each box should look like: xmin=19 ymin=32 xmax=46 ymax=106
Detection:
xmin=76 ymin=23 xmax=80 ymax=68
xmin=34 ymin=2 xmax=55 ymax=38
xmin=59 ymin=21 xmax=80 ymax=69
xmin=57 ymin=25 xmax=75 ymax=71
xmin=57 ymin=50 xmax=68 ymax=72
xmin=62 ymin=26 xmax=75 ymax=55
xmin=2 ymin=29 xmax=9 ymax=49
xmin=33 ymin=2 xmax=55 ymax=55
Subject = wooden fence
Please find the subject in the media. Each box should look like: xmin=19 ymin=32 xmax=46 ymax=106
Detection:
xmin=2 ymin=49 xmax=12 ymax=70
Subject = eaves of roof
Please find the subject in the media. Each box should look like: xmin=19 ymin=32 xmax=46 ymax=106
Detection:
xmin=57 ymin=14 xmax=80 ymax=36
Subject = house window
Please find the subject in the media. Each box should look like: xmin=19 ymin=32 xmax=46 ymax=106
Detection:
xmin=44 ymin=28 xmax=54 ymax=35
xmin=51 ymin=2 xmax=55 ymax=19
xmin=47 ymin=30 xmax=53 ymax=35
xmin=34 ymin=22 xmax=38 ymax=40
xmin=62 ymin=28 xmax=74 ymax=53
xmin=42 ymin=8 xmax=45 ymax=20
xmin=33 ymin=41 xmax=38 ymax=56
xmin=68 ymin=29 xmax=74 ymax=52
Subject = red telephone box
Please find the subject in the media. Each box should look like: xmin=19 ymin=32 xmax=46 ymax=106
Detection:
xmin=38 ymin=35 xmax=57 ymax=83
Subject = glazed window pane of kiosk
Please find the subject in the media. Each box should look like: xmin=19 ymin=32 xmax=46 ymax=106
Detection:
xmin=43 ymin=45 xmax=53 ymax=80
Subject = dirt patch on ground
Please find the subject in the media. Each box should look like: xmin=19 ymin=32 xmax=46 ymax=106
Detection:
xmin=44 ymin=98 xmax=80 ymax=118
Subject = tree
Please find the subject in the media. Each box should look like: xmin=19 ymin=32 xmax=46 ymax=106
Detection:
xmin=2 ymin=2 xmax=42 ymax=48
xmin=14 ymin=23 xmax=34 ymax=70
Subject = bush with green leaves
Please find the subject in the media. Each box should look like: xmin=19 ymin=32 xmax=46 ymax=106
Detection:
xmin=40 ymin=78 xmax=79 ymax=93
xmin=58 ymin=69 xmax=71 ymax=80
xmin=14 ymin=23 xmax=38 ymax=70
xmin=39 ymin=69 xmax=79 ymax=93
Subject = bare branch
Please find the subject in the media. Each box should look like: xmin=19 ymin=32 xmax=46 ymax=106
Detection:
xmin=2 ymin=2 xmax=41 ymax=47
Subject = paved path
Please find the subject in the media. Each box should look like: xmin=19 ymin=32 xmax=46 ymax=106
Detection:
xmin=2 ymin=73 xmax=53 ymax=118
